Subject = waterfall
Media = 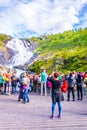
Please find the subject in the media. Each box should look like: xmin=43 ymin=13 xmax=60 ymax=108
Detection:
xmin=6 ymin=39 xmax=33 ymax=67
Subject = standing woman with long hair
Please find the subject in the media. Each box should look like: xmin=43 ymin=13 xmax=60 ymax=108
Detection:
xmin=47 ymin=72 xmax=63 ymax=119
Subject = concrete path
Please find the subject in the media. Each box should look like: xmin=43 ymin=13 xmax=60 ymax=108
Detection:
xmin=0 ymin=93 xmax=87 ymax=130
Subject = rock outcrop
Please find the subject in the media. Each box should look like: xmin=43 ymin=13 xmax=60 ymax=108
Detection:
xmin=0 ymin=48 xmax=15 ymax=65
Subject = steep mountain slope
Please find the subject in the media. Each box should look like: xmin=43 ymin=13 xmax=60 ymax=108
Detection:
xmin=29 ymin=28 xmax=87 ymax=74
xmin=0 ymin=34 xmax=12 ymax=64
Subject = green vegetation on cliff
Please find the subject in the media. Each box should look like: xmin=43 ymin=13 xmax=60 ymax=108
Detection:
xmin=29 ymin=28 xmax=87 ymax=74
xmin=0 ymin=34 xmax=12 ymax=50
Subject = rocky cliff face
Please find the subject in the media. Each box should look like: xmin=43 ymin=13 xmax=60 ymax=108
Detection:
xmin=0 ymin=48 xmax=15 ymax=65
xmin=0 ymin=39 xmax=38 ymax=67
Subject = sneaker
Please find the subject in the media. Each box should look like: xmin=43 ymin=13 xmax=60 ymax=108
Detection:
xmin=7 ymin=93 xmax=11 ymax=95
xmin=50 ymin=115 xmax=54 ymax=119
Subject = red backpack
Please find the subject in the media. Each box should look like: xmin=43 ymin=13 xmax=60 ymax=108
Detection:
xmin=61 ymin=79 xmax=68 ymax=93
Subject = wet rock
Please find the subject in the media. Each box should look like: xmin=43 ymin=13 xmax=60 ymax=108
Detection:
xmin=0 ymin=48 xmax=16 ymax=64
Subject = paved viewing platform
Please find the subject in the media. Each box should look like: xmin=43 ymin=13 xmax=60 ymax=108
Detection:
xmin=0 ymin=93 xmax=87 ymax=130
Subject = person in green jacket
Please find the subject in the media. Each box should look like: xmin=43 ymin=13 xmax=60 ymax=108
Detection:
xmin=40 ymin=69 xmax=47 ymax=96
xmin=0 ymin=72 xmax=4 ymax=94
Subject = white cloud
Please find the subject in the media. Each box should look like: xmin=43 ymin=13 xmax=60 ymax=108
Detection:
xmin=0 ymin=0 xmax=10 ymax=5
xmin=0 ymin=0 xmax=87 ymax=38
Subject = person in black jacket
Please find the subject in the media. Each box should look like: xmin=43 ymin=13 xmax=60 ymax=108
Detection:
xmin=76 ymin=73 xmax=83 ymax=100
xmin=11 ymin=74 xmax=18 ymax=94
xmin=47 ymin=72 xmax=62 ymax=119
xmin=67 ymin=73 xmax=75 ymax=101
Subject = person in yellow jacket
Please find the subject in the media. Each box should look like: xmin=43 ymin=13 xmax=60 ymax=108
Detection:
xmin=5 ymin=70 xmax=11 ymax=95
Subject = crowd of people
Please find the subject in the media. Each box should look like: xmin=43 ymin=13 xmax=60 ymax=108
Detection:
xmin=0 ymin=68 xmax=87 ymax=119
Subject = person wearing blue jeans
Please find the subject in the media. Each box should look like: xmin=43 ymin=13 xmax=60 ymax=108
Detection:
xmin=4 ymin=81 xmax=10 ymax=94
xmin=22 ymin=73 xmax=30 ymax=104
xmin=52 ymin=101 xmax=62 ymax=118
xmin=83 ymin=83 xmax=86 ymax=95
xmin=23 ymin=88 xmax=30 ymax=103
xmin=47 ymin=72 xmax=62 ymax=119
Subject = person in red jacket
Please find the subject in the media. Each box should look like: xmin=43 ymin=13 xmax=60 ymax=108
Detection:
xmin=61 ymin=76 xmax=68 ymax=93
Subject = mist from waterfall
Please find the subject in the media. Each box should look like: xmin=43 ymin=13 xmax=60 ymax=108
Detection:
xmin=6 ymin=39 xmax=33 ymax=67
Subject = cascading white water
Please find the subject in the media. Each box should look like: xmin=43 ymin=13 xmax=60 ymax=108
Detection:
xmin=6 ymin=39 xmax=33 ymax=67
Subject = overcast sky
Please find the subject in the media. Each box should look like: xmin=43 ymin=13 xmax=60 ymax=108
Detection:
xmin=0 ymin=0 xmax=87 ymax=38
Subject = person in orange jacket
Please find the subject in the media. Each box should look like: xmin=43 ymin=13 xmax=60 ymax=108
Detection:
xmin=5 ymin=70 xmax=11 ymax=95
